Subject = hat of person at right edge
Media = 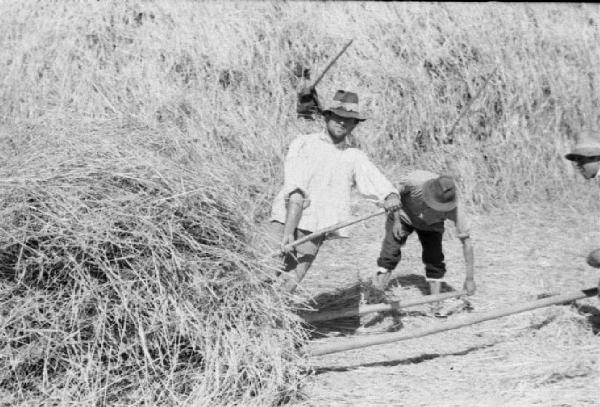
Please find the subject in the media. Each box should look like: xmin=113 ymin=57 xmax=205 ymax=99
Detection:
xmin=422 ymin=175 xmax=457 ymax=212
xmin=565 ymin=129 xmax=600 ymax=161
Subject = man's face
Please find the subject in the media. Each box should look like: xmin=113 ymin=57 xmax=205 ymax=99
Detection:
xmin=325 ymin=113 xmax=358 ymax=142
xmin=573 ymin=156 xmax=600 ymax=179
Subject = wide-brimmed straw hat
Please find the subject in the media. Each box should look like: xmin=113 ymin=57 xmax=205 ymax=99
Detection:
xmin=422 ymin=175 xmax=457 ymax=212
xmin=322 ymin=90 xmax=367 ymax=121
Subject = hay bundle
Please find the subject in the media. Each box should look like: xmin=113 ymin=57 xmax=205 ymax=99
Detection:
xmin=0 ymin=121 xmax=306 ymax=406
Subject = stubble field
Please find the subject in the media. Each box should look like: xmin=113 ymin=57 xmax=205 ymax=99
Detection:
xmin=296 ymin=200 xmax=600 ymax=406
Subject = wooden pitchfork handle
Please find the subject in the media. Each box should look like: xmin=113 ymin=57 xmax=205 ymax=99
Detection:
xmin=271 ymin=209 xmax=386 ymax=257
xmin=311 ymin=39 xmax=354 ymax=89
xmin=446 ymin=66 xmax=498 ymax=139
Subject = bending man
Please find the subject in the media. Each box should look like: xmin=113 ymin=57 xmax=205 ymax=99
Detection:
xmin=373 ymin=170 xmax=475 ymax=304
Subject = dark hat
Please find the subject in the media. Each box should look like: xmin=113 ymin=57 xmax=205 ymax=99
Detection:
xmin=564 ymin=141 xmax=600 ymax=161
xmin=422 ymin=175 xmax=457 ymax=212
xmin=565 ymin=129 xmax=600 ymax=161
xmin=322 ymin=90 xmax=367 ymax=121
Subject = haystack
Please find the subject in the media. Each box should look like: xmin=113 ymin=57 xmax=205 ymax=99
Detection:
xmin=0 ymin=121 xmax=307 ymax=406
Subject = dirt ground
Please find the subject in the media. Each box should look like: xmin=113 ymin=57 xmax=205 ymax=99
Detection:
xmin=293 ymin=202 xmax=600 ymax=406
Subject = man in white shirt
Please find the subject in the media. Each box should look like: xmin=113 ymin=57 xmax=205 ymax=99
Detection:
xmin=268 ymin=90 xmax=401 ymax=293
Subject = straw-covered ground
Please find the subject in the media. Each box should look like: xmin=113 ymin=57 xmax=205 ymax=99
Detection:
xmin=0 ymin=1 xmax=599 ymax=406
xmin=294 ymin=199 xmax=600 ymax=406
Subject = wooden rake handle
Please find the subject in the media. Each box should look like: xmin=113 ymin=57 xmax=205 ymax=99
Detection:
xmin=271 ymin=209 xmax=386 ymax=257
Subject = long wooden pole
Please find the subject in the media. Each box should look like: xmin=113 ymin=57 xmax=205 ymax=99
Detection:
xmin=312 ymin=39 xmax=354 ymax=88
xmin=301 ymin=290 xmax=467 ymax=323
xmin=446 ymin=66 xmax=498 ymax=139
xmin=272 ymin=209 xmax=386 ymax=256
xmin=308 ymin=287 xmax=598 ymax=357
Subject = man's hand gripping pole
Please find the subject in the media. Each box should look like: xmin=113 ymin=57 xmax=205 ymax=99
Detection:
xmin=271 ymin=209 xmax=386 ymax=257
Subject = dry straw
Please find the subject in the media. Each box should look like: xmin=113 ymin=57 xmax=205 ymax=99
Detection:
xmin=1 ymin=1 xmax=600 ymax=405
xmin=0 ymin=2 xmax=598 ymax=206
xmin=0 ymin=121 xmax=308 ymax=406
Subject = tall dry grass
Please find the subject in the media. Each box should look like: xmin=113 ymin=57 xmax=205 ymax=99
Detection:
xmin=1 ymin=2 xmax=599 ymax=206
xmin=1 ymin=1 xmax=600 ymax=405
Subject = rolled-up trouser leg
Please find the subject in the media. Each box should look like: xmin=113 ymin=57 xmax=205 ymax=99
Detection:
xmin=284 ymin=228 xmax=324 ymax=292
xmin=266 ymin=221 xmax=324 ymax=293
xmin=415 ymin=228 xmax=446 ymax=280
xmin=376 ymin=214 xmax=412 ymax=271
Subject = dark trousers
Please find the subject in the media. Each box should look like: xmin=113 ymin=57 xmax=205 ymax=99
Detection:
xmin=377 ymin=215 xmax=446 ymax=279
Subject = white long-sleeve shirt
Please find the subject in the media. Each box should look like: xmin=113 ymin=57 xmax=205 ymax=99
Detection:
xmin=270 ymin=132 xmax=397 ymax=237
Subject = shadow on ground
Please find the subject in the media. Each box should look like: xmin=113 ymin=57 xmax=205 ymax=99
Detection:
xmin=311 ymin=342 xmax=499 ymax=374
xmin=389 ymin=273 xmax=456 ymax=295
xmin=296 ymin=274 xmax=460 ymax=339
xmin=297 ymin=282 xmax=363 ymax=338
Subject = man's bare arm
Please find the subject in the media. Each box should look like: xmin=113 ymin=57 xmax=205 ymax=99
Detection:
xmin=281 ymin=190 xmax=305 ymax=253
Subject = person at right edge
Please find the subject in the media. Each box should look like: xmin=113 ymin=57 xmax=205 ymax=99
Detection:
xmin=372 ymin=170 xmax=476 ymax=317
xmin=564 ymin=133 xmax=600 ymax=296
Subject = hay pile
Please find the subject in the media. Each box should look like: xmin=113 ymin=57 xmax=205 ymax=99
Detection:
xmin=0 ymin=121 xmax=307 ymax=406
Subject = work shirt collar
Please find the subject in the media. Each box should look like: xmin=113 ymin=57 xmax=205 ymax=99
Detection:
xmin=318 ymin=131 xmax=352 ymax=150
